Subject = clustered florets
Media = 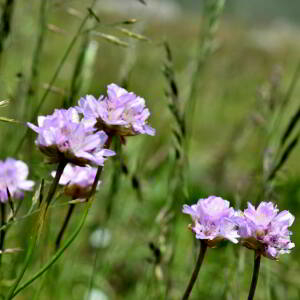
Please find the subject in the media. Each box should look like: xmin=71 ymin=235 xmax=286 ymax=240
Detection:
xmin=3 ymin=83 xmax=295 ymax=262
xmin=77 ymin=84 xmax=155 ymax=137
xmin=0 ymin=158 xmax=34 ymax=203
xmin=235 ymin=202 xmax=295 ymax=259
xmin=28 ymin=84 xmax=155 ymax=167
xmin=25 ymin=83 xmax=155 ymax=200
xmin=183 ymin=197 xmax=295 ymax=259
xmin=183 ymin=196 xmax=239 ymax=247
xmin=27 ymin=107 xmax=115 ymax=166
xmin=52 ymin=164 xmax=99 ymax=199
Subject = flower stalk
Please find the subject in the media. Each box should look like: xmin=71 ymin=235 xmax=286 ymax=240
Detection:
xmin=0 ymin=202 xmax=6 ymax=265
xmin=182 ymin=240 xmax=207 ymax=300
xmin=45 ymin=160 xmax=67 ymax=210
xmin=248 ymin=251 xmax=261 ymax=300
xmin=55 ymin=203 xmax=75 ymax=251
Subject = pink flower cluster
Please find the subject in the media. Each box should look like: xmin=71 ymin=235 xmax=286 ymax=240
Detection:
xmin=77 ymin=84 xmax=155 ymax=137
xmin=27 ymin=108 xmax=115 ymax=166
xmin=183 ymin=197 xmax=295 ymax=259
xmin=27 ymin=83 xmax=155 ymax=199
xmin=52 ymin=164 xmax=99 ymax=199
xmin=183 ymin=196 xmax=239 ymax=247
xmin=235 ymin=202 xmax=295 ymax=259
xmin=0 ymin=158 xmax=34 ymax=202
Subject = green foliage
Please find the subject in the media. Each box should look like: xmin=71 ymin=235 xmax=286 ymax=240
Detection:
xmin=0 ymin=1 xmax=300 ymax=300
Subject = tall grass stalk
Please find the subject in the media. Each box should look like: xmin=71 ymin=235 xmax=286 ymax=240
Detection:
xmin=5 ymin=230 xmax=37 ymax=300
xmin=157 ymin=42 xmax=188 ymax=297
xmin=184 ymin=0 xmax=226 ymax=154
xmin=62 ymin=28 xmax=96 ymax=108
xmin=14 ymin=0 xmax=98 ymax=156
xmin=268 ymin=61 xmax=300 ymax=144
xmin=25 ymin=0 xmax=49 ymax=120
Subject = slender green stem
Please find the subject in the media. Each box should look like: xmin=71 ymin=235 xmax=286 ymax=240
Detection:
xmin=248 ymin=251 xmax=261 ymax=300
xmin=89 ymin=166 xmax=103 ymax=202
xmin=86 ymin=137 xmax=112 ymax=296
xmin=182 ymin=240 xmax=208 ymax=300
xmin=86 ymin=134 xmax=112 ymax=203
xmin=0 ymin=202 xmax=6 ymax=265
xmin=10 ymin=201 xmax=92 ymax=299
xmin=55 ymin=203 xmax=75 ymax=251
xmin=5 ymin=161 xmax=66 ymax=299
xmin=5 ymin=234 xmax=36 ymax=300
xmin=45 ymin=160 xmax=67 ymax=210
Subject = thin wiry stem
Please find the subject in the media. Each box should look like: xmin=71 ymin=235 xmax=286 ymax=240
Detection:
xmin=45 ymin=160 xmax=67 ymax=210
xmin=248 ymin=251 xmax=261 ymax=300
xmin=182 ymin=240 xmax=208 ymax=300
xmin=55 ymin=203 xmax=75 ymax=251
xmin=0 ymin=202 xmax=6 ymax=266
xmin=5 ymin=232 xmax=37 ymax=300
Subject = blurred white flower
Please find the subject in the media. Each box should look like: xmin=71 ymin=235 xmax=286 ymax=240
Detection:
xmin=89 ymin=228 xmax=111 ymax=249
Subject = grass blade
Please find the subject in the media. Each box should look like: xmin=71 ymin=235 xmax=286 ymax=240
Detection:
xmin=268 ymin=134 xmax=299 ymax=181
xmin=281 ymin=107 xmax=300 ymax=146
xmin=10 ymin=201 xmax=92 ymax=299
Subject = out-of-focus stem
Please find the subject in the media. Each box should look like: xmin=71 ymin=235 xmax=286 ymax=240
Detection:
xmin=184 ymin=0 xmax=226 ymax=154
xmin=0 ymin=0 xmax=15 ymax=55
xmin=182 ymin=240 xmax=208 ymax=300
xmin=25 ymin=0 xmax=48 ymax=120
xmin=55 ymin=203 xmax=75 ymax=251
xmin=248 ymin=251 xmax=261 ymax=300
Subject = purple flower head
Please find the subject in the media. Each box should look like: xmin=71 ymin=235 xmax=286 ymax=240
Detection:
xmin=235 ymin=202 xmax=295 ymax=259
xmin=182 ymin=196 xmax=239 ymax=247
xmin=28 ymin=108 xmax=115 ymax=166
xmin=76 ymin=83 xmax=155 ymax=137
xmin=0 ymin=158 xmax=34 ymax=202
xmin=52 ymin=164 xmax=99 ymax=199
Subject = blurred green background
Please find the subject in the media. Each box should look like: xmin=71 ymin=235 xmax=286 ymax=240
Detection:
xmin=0 ymin=0 xmax=300 ymax=299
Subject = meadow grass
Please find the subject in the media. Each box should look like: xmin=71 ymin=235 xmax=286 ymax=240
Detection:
xmin=0 ymin=1 xmax=300 ymax=300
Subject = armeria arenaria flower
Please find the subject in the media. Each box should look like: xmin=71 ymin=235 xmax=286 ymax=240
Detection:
xmin=0 ymin=158 xmax=34 ymax=202
xmin=235 ymin=202 xmax=295 ymax=259
xmin=182 ymin=196 xmax=239 ymax=247
xmin=76 ymin=83 xmax=155 ymax=137
xmin=28 ymin=108 xmax=115 ymax=166
xmin=52 ymin=164 xmax=99 ymax=199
